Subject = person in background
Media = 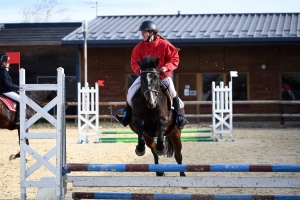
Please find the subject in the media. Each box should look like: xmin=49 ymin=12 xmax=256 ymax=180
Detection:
xmin=114 ymin=20 xmax=188 ymax=130
xmin=0 ymin=55 xmax=20 ymax=125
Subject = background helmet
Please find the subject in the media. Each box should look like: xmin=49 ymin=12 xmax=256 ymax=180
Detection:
xmin=138 ymin=20 xmax=158 ymax=33
xmin=1 ymin=55 xmax=10 ymax=62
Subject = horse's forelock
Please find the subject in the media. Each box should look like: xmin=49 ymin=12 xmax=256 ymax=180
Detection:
xmin=140 ymin=55 xmax=158 ymax=70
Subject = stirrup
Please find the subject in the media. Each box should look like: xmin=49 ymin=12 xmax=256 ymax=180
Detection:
xmin=176 ymin=114 xmax=189 ymax=130
xmin=113 ymin=109 xmax=127 ymax=123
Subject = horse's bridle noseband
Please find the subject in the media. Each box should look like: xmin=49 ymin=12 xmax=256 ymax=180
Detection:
xmin=140 ymin=69 xmax=160 ymax=96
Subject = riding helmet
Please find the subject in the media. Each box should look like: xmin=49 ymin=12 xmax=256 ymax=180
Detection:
xmin=138 ymin=20 xmax=158 ymax=33
xmin=1 ymin=55 xmax=10 ymax=62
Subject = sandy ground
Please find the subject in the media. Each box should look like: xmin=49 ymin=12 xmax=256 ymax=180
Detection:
xmin=0 ymin=124 xmax=300 ymax=200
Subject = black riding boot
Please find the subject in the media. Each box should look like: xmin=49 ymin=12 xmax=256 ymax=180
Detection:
xmin=14 ymin=103 xmax=20 ymax=125
xmin=173 ymin=96 xmax=188 ymax=130
xmin=114 ymin=102 xmax=132 ymax=127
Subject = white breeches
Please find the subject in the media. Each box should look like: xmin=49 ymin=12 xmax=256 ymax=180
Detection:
xmin=3 ymin=92 xmax=20 ymax=103
xmin=127 ymin=76 xmax=177 ymax=107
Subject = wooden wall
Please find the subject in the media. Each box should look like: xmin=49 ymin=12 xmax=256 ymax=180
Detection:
xmin=81 ymin=45 xmax=300 ymax=120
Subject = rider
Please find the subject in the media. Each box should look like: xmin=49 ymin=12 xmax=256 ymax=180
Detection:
xmin=0 ymin=55 xmax=20 ymax=125
xmin=114 ymin=20 xmax=188 ymax=130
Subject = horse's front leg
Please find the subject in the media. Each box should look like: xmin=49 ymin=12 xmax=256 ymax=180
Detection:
xmin=134 ymin=118 xmax=146 ymax=156
xmin=154 ymin=117 xmax=167 ymax=156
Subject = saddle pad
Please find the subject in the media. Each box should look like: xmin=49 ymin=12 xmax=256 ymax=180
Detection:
xmin=0 ymin=96 xmax=16 ymax=112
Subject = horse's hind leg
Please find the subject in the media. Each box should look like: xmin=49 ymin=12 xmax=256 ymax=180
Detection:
xmin=144 ymin=136 xmax=165 ymax=176
xmin=134 ymin=118 xmax=146 ymax=156
xmin=18 ymin=128 xmax=29 ymax=145
xmin=10 ymin=128 xmax=29 ymax=161
xmin=168 ymin=132 xmax=186 ymax=177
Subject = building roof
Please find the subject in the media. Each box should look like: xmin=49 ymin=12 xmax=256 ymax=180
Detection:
xmin=0 ymin=23 xmax=81 ymax=46
xmin=62 ymin=13 xmax=300 ymax=47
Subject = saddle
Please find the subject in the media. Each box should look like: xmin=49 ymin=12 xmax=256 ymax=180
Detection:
xmin=0 ymin=94 xmax=17 ymax=112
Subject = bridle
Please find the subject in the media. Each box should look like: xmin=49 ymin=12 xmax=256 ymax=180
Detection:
xmin=140 ymin=69 xmax=160 ymax=96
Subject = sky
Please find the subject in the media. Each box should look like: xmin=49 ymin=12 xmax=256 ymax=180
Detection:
xmin=0 ymin=0 xmax=299 ymax=23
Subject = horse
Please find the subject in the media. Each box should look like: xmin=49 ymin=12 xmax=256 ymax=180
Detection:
xmin=128 ymin=55 xmax=186 ymax=177
xmin=0 ymin=90 xmax=57 ymax=160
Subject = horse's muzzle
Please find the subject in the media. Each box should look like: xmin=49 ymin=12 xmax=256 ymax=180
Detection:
xmin=147 ymin=100 xmax=157 ymax=109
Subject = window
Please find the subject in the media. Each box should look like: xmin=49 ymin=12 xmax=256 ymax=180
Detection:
xmin=226 ymin=73 xmax=248 ymax=100
xmin=282 ymin=73 xmax=300 ymax=100
xmin=202 ymin=74 xmax=223 ymax=101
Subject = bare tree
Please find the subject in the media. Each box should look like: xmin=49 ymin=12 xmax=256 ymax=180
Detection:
xmin=20 ymin=0 xmax=70 ymax=23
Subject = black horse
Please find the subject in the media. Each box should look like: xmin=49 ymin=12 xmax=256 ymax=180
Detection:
xmin=0 ymin=90 xmax=57 ymax=160
xmin=128 ymin=55 xmax=186 ymax=177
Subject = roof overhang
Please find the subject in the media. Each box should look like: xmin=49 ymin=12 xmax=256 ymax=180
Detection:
xmin=61 ymin=37 xmax=300 ymax=48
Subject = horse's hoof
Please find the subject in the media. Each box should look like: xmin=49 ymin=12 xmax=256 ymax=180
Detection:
xmin=9 ymin=154 xmax=16 ymax=161
xmin=9 ymin=152 xmax=20 ymax=161
xmin=135 ymin=148 xmax=145 ymax=156
xmin=154 ymin=146 xmax=167 ymax=156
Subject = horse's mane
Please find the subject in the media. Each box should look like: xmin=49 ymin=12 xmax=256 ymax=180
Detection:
xmin=139 ymin=55 xmax=159 ymax=70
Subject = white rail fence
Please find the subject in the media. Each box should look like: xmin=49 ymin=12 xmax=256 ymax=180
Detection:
xmin=77 ymin=82 xmax=99 ymax=143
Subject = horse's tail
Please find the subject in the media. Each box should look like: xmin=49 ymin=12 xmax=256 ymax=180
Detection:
xmin=165 ymin=136 xmax=174 ymax=158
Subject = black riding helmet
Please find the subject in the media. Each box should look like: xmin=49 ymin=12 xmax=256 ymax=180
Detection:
xmin=1 ymin=55 xmax=10 ymax=62
xmin=139 ymin=20 xmax=158 ymax=33
xmin=139 ymin=21 xmax=158 ymax=42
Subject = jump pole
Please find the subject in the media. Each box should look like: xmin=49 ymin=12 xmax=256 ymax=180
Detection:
xmin=99 ymin=136 xmax=214 ymax=143
xmin=101 ymin=129 xmax=212 ymax=134
xmin=64 ymin=163 xmax=300 ymax=172
xmin=72 ymin=192 xmax=300 ymax=200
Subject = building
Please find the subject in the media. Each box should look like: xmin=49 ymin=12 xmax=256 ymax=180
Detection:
xmin=1 ymin=14 xmax=299 ymax=122
xmin=0 ymin=22 xmax=81 ymax=102
xmin=0 ymin=22 xmax=81 ymax=116
xmin=62 ymin=13 xmax=300 ymax=122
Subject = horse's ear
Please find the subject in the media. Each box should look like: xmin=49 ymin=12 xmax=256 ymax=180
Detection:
xmin=154 ymin=58 xmax=159 ymax=67
xmin=137 ymin=59 xmax=143 ymax=67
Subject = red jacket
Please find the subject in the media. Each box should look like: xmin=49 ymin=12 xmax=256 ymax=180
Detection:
xmin=131 ymin=36 xmax=179 ymax=79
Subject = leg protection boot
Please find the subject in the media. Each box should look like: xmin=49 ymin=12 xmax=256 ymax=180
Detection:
xmin=113 ymin=102 xmax=132 ymax=127
xmin=173 ymin=96 xmax=189 ymax=130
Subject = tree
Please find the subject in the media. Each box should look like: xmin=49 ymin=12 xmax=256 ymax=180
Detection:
xmin=20 ymin=0 xmax=70 ymax=23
